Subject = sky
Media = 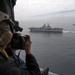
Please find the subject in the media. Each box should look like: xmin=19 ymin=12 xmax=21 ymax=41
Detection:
xmin=14 ymin=0 xmax=75 ymax=20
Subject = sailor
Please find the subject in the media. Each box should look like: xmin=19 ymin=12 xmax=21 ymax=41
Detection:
xmin=0 ymin=11 xmax=41 ymax=75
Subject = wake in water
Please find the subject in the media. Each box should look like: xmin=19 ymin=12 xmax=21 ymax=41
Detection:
xmin=63 ymin=31 xmax=75 ymax=33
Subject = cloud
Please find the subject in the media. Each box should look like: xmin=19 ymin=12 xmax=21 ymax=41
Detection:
xmin=14 ymin=0 xmax=75 ymax=20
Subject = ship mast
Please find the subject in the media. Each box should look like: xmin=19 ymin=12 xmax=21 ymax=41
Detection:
xmin=47 ymin=23 xmax=51 ymax=28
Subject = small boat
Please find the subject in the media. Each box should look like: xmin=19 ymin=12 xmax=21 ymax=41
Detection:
xmin=40 ymin=68 xmax=58 ymax=75
xmin=73 ymin=24 xmax=75 ymax=26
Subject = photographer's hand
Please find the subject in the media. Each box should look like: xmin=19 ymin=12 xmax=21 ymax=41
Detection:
xmin=24 ymin=39 xmax=32 ymax=54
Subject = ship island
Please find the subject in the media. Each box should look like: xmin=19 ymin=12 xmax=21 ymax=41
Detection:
xmin=29 ymin=23 xmax=63 ymax=33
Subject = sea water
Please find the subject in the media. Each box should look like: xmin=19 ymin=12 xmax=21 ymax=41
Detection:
xmin=17 ymin=12 xmax=75 ymax=75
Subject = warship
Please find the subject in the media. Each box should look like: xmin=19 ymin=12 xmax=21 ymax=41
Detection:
xmin=29 ymin=23 xmax=63 ymax=33
xmin=73 ymin=24 xmax=75 ymax=26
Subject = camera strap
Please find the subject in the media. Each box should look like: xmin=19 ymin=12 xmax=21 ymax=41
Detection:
xmin=17 ymin=50 xmax=21 ymax=58
xmin=0 ymin=48 xmax=10 ymax=61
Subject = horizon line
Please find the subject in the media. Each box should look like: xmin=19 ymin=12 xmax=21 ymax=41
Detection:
xmin=33 ymin=9 xmax=75 ymax=17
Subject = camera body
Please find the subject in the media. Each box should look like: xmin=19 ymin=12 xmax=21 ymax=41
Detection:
xmin=7 ymin=33 xmax=30 ymax=50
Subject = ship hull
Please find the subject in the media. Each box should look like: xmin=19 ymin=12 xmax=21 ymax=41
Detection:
xmin=29 ymin=28 xmax=63 ymax=33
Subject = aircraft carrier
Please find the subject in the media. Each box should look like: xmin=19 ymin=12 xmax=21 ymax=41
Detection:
xmin=29 ymin=23 xmax=63 ymax=33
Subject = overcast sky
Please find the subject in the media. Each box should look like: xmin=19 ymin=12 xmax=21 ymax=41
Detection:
xmin=14 ymin=0 xmax=75 ymax=20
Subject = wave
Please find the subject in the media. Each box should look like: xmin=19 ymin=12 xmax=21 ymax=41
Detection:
xmin=63 ymin=31 xmax=70 ymax=33
xmin=63 ymin=31 xmax=75 ymax=33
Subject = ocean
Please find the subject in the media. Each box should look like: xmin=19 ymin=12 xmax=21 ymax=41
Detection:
xmin=16 ymin=12 xmax=75 ymax=75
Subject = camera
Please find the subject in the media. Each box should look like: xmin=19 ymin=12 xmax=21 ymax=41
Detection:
xmin=7 ymin=33 xmax=30 ymax=50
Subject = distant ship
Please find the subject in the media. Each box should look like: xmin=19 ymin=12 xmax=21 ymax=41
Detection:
xmin=73 ymin=24 xmax=75 ymax=26
xmin=29 ymin=23 xmax=63 ymax=33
